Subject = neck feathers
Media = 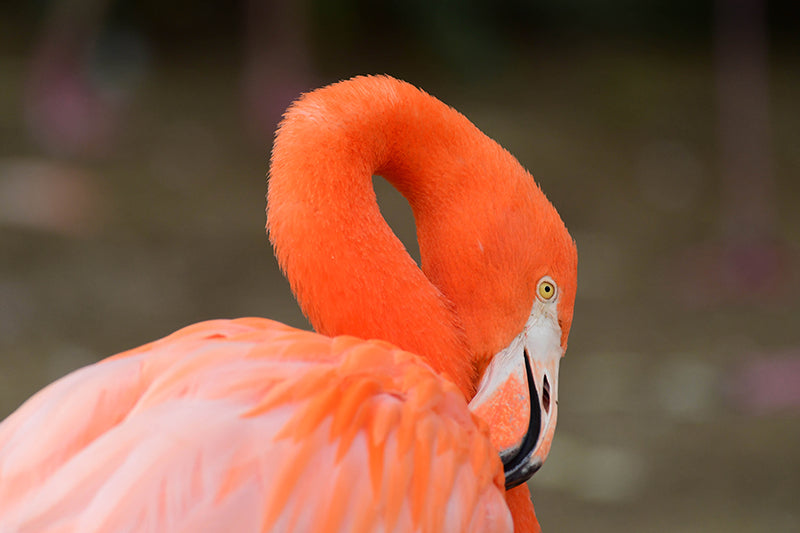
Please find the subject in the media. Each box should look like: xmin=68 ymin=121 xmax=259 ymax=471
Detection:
xmin=267 ymin=76 xmax=560 ymax=397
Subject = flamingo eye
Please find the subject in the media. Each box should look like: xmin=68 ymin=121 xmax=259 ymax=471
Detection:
xmin=537 ymin=278 xmax=557 ymax=301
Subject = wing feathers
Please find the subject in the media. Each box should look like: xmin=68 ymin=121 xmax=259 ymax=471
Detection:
xmin=0 ymin=318 xmax=512 ymax=532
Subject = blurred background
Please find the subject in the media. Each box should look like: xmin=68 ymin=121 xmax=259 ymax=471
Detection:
xmin=1 ymin=0 xmax=799 ymax=530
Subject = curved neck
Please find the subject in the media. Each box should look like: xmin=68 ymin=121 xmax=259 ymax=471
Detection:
xmin=267 ymin=76 xmax=545 ymax=396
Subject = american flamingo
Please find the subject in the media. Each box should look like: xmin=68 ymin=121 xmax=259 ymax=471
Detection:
xmin=0 ymin=75 xmax=577 ymax=532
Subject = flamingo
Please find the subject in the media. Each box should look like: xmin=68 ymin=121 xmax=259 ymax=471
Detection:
xmin=0 ymin=75 xmax=577 ymax=532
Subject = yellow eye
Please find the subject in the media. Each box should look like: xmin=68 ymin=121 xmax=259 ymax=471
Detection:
xmin=537 ymin=279 xmax=557 ymax=301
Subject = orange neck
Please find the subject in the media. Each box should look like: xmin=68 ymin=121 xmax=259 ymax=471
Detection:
xmin=267 ymin=76 xmax=549 ymax=397
xmin=506 ymin=485 xmax=542 ymax=533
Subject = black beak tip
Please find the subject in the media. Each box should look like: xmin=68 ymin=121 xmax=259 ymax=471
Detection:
xmin=501 ymin=353 xmax=543 ymax=490
xmin=504 ymin=458 xmax=543 ymax=490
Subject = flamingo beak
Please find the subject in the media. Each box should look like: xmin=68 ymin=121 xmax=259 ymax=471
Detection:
xmin=468 ymin=303 xmax=562 ymax=489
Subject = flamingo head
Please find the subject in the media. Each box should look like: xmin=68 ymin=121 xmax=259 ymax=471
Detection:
xmin=465 ymin=198 xmax=577 ymax=489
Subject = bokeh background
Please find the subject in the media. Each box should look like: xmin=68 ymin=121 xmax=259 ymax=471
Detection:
xmin=1 ymin=0 xmax=799 ymax=530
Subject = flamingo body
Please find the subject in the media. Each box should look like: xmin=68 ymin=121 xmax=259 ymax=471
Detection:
xmin=0 ymin=318 xmax=511 ymax=532
xmin=0 ymin=75 xmax=576 ymax=532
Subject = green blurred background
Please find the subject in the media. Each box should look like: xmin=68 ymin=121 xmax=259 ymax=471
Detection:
xmin=1 ymin=0 xmax=799 ymax=531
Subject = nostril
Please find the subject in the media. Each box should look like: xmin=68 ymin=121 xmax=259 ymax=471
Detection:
xmin=542 ymin=375 xmax=551 ymax=414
